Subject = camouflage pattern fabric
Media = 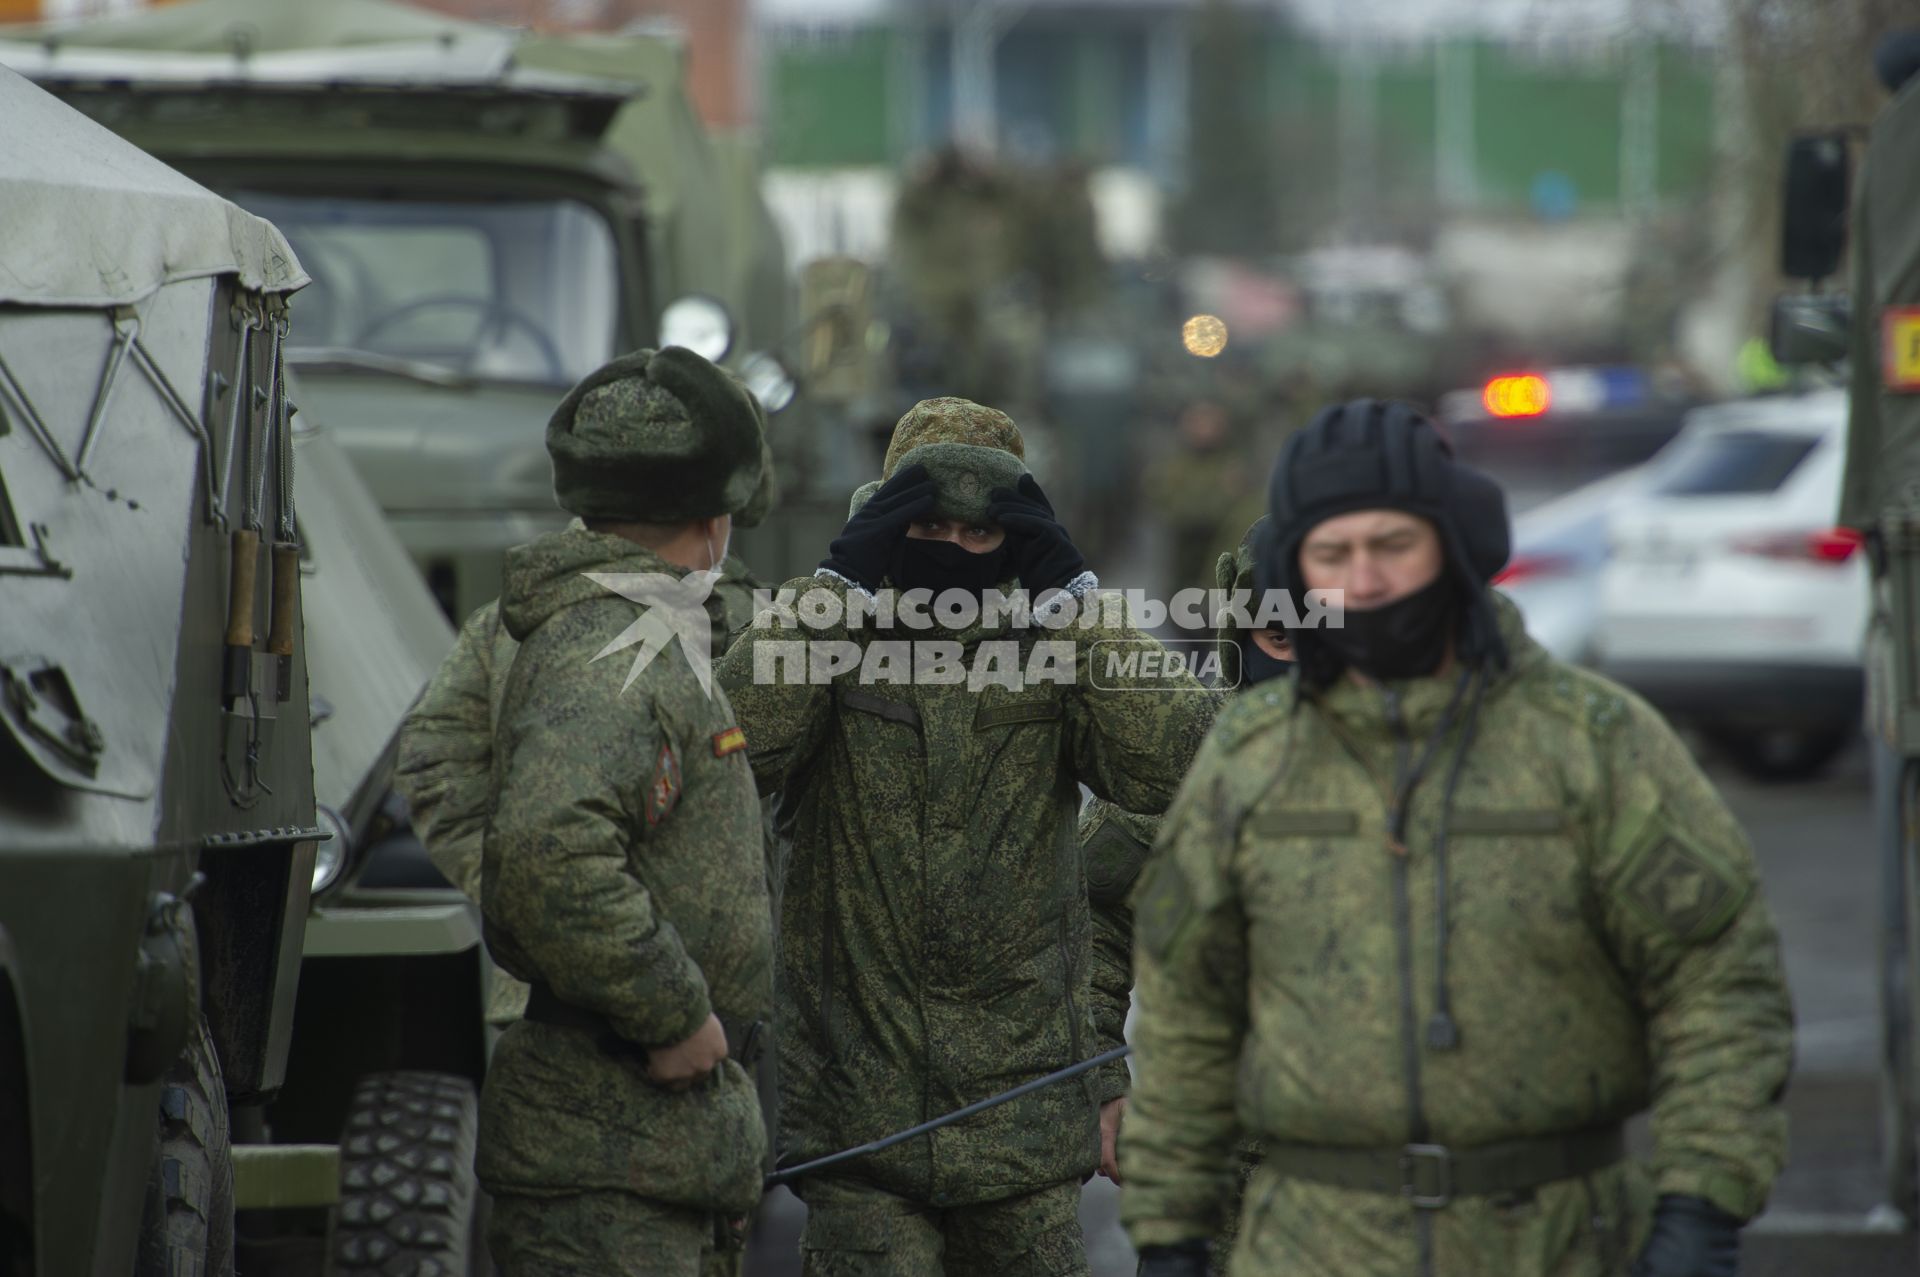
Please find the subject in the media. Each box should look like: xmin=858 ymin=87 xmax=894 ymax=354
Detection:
xmin=1119 ymin=592 xmax=1795 ymax=1275
xmin=546 ymin=347 xmax=766 ymax=523
xmin=882 ymin=397 xmax=1026 ymax=474
xmin=487 ymin=1187 xmax=720 ymax=1276
xmin=716 ymin=577 xmax=1214 ymax=1215
xmin=795 ymin=1176 xmax=1086 ymax=1276
xmin=477 ymin=526 xmax=772 ymax=1222
xmin=395 ymin=549 xmax=772 ymax=1028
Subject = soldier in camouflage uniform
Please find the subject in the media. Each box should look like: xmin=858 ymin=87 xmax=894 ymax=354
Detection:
xmin=476 ymin=348 xmax=775 ymax=1276
xmin=1075 ymin=518 xmax=1288 ymax=1277
xmin=1122 ymin=400 xmax=1795 ymax=1277
xmin=395 ymin=421 xmax=780 ymax=1029
xmin=716 ymin=397 xmax=1215 ymax=1275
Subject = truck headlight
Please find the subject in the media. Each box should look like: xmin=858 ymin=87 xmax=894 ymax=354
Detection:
xmin=738 ymin=351 xmax=797 ymax=413
xmin=312 ymin=804 xmax=351 ymax=894
xmin=660 ymin=295 xmax=734 ymax=363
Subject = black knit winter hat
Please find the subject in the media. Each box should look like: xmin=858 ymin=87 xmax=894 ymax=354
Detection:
xmin=1254 ymin=398 xmax=1512 ymax=684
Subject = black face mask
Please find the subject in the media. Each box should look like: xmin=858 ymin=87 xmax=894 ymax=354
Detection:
xmin=1239 ymin=640 xmax=1295 ymax=688
xmin=1318 ymin=573 xmax=1458 ymax=680
xmin=890 ymin=537 xmax=1009 ymax=596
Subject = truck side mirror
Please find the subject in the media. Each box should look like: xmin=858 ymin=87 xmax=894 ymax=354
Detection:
xmin=1780 ymin=133 xmax=1851 ymax=280
xmin=1768 ymin=293 xmax=1850 ymax=365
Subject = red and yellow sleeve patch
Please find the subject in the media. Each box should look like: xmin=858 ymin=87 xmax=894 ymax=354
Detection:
xmin=1884 ymin=305 xmax=1920 ymax=392
xmin=712 ymin=726 xmax=747 ymax=758
xmin=646 ymin=742 xmax=682 ymax=828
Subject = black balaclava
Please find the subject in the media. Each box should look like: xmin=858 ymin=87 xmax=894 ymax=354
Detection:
xmin=1256 ymin=398 xmax=1511 ymax=688
xmin=890 ymin=536 xmax=1009 ymax=597
xmin=1240 ymin=640 xmax=1295 ymax=687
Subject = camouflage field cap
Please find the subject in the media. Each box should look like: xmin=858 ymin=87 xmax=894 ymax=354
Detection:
xmin=545 ymin=346 xmax=767 ymax=523
xmin=849 ymin=396 xmax=1028 ymax=523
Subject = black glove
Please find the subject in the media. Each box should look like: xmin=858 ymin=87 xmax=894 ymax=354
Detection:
xmin=819 ymin=463 xmax=936 ymax=592
xmin=1136 ymin=1240 xmax=1209 ymax=1277
xmin=987 ymin=473 xmax=1086 ymax=593
xmin=1630 ymin=1194 xmax=1742 ymax=1277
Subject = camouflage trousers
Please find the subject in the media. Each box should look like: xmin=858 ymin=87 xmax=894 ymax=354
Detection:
xmin=795 ymin=1176 xmax=1087 ymax=1276
xmin=486 ymin=1188 xmax=746 ymax=1277
xmin=1221 ymin=1159 xmax=1654 ymax=1277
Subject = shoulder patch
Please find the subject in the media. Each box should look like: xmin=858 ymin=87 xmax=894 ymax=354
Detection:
xmin=713 ymin=725 xmax=747 ymax=757
xmin=646 ymin=742 xmax=682 ymax=827
xmin=1616 ymin=826 xmax=1749 ymax=945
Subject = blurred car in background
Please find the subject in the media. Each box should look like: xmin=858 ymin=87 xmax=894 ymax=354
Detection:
xmin=1592 ymin=388 xmax=1866 ymax=780
xmin=1494 ymin=463 xmax=1658 ymax=664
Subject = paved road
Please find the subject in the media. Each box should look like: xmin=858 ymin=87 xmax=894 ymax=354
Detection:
xmin=745 ymin=736 xmax=1918 ymax=1275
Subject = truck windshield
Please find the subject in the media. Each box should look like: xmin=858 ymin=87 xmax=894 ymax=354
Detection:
xmin=231 ymin=192 xmax=620 ymax=386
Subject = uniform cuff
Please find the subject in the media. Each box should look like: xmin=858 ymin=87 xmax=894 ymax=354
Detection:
xmin=1124 ymin=1220 xmax=1217 ymax=1251
xmin=1088 ymin=1058 xmax=1131 ymax=1106
xmin=1655 ymin=1166 xmax=1769 ymax=1223
xmin=1033 ymin=570 xmax=1099 ymax=624
xmin=813 ymin=566 xmax=874 ymax=603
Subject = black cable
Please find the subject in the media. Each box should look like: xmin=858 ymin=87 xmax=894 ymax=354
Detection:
xmin=763 ymin=1045 xmax=1131 ymax=1189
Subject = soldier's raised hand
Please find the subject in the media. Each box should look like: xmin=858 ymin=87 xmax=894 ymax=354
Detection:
xmin=988 ymin=473 xmax=1086 ymax=593
xmin=646 ymin=1012 xmax=729 ymax=1089
xmin=819 ymin=463 xmax=937 ymax=592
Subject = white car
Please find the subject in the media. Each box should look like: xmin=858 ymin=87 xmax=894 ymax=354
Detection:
xmin=1495 ymin=464 xmax=1660 ymax=664
xmin=1592 ymin=389 xmax=1867 ymax=779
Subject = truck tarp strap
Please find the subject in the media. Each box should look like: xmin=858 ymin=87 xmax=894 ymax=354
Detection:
xmin=762 ymin=1044 xmax=1131 ymax=1190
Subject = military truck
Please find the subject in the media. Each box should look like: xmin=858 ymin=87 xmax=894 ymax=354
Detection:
xmin=1769 ymin=34 xmax=1920 ymax=1237
xmin=0 ymin=67 xmax=319 ymax=1275
xmin=0 ymin=0 xmax=802 ymax=626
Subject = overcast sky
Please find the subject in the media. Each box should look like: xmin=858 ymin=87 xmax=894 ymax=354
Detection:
xmin=753 ymin=0 xmax=1724 ymax=42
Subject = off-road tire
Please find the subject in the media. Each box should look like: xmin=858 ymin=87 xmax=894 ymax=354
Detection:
xmin=329 ymin=1070 xmax=482 ymax=1276
xmin=135 ymin=1013 xmax=235 ymax=1277
xmin=1706 ymin=724 xmax=1853 ymax=782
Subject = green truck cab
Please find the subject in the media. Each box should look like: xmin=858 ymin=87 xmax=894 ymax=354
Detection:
xmin=0 ymin=67 xmax=319 ymax=1275
xmin=1772 ymin=34 xmax=1920 ymax=1236
xmin=0 ymin=0 xmax=800 ymax=625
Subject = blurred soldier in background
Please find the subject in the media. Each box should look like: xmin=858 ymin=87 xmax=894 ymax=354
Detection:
xmin=471 ymin=349 xmax=775 ymax=1276
xmin=1145 ymin=400 xmax=1257 ymax=601
xmin=1123 ymin=400 xmax=1794 ymax=1277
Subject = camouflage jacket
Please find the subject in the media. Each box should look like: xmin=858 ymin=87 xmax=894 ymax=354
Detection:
xmin=1121 ymin=593 xmax=1794 ymax=1248
xmin=475 ymin=529 xmax=772 ymax=1210
xmin=395 ymin=552 xmax=771 ymax=1021
xmin=717 ymin=577 xmax=1214 ymax=1205
xmin=398 ymin=549 xmax=767 ymax=893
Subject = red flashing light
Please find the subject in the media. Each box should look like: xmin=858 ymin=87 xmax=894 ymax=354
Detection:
xmin=1484 ymin=374 xmax=1551 ymax=418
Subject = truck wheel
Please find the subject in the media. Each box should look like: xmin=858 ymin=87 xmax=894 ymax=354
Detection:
xmin=136 ymin=1014 xmax=235 ymax=1277
xmin=1707 ymin=724 xmax=1852 ymax=781
xmin=330 ymin=1071 xmax=483 ymax=1276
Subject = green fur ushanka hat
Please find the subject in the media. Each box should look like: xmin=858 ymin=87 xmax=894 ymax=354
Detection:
xmin=546 ymin=346 xmax=767 ymax=523
xmin=847 ymin=396 xmax=1028 ymax=521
